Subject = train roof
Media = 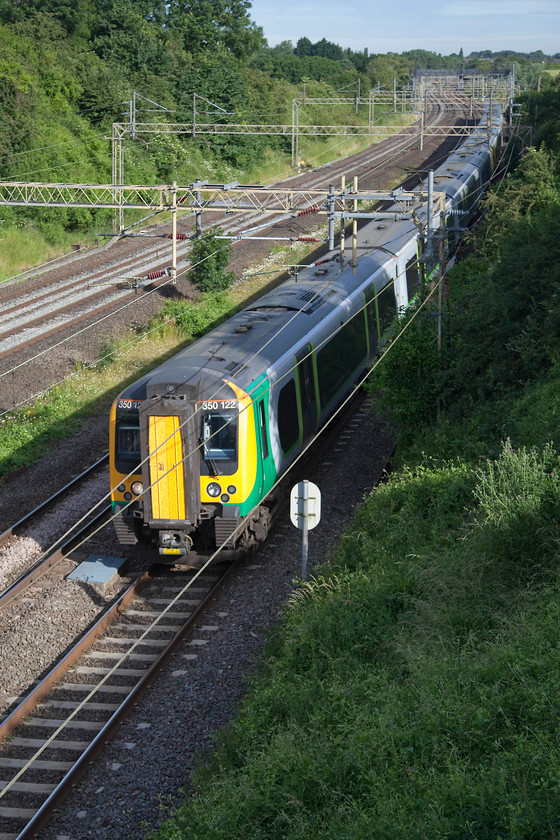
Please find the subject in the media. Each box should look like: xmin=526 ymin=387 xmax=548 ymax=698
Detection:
xmin=118 ymin=238 xmax=397 ymax=403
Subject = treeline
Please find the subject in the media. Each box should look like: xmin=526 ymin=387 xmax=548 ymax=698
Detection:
xmin=257 ymin=41 xmax=554 ymax=89
xmin=370 ymin=77 xmax=560 ymax=453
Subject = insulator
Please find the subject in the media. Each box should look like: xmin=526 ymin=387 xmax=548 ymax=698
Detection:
xmin=147 ymin=270 xmax=164 ymax=280
xmin=165 ymin=233 xmax=189 ymax=240
xmin=313 ymin=257 xmax=332 ymax=267
xmin=296 ymin=237 xmax=320 ymax=242
xmin=296 ymin=205 xmax=320 ymax=217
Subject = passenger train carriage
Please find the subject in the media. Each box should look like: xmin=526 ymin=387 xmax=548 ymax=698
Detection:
xmin=110 ymin=104 xmax=502 ymax=559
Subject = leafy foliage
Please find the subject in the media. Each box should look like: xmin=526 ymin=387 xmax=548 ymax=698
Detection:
xmin=367 ymin=126 xmax=560 ymax=453
xmin=153 ymin=446 xmax=560 ymax=840
xmin=188 ymin=226 xmax=235 ymax=294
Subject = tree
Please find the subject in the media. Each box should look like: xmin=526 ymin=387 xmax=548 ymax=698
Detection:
xmin=189 ymin=227 xmax=235 ymax=293
xmin=166 ymin=0 xmax=264 ymax=60
xmin=273 ymin=40 xmax=294 ymax=54
xmin=0 ymin=0 xmax=95 ymax=40
xmin=295 ymin=37 xmax=312 ymax=58
xmin=312 ymin=37 xmax=344 ymax=61
xmin=92 ymin=0 xmax=171 ymax=74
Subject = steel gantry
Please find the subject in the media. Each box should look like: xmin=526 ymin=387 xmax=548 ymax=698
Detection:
xmin=0 ymin=180 xmax=445 ymax=283
xmin=0 ymin=181 xmax=434 ymax=217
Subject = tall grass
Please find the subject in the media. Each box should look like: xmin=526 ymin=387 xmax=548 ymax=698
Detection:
xmin=154 ymin=443 xmax=560 ymax=839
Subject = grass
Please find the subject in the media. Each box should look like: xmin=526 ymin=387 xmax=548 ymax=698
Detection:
xmin=0 ymin=227 xmax=100 ymax=284
xmin=152 ymin=444 xmax=560 ymax=839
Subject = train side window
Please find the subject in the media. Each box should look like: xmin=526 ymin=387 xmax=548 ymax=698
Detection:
xmin=365 ymin=285 xmax=378 ymax=356
xmin=376 ymin=281 xmax=397 ymax=335
xmin=405 ymin=256 xmax=419 ymax=303
xmin=317 ymin=313 xmax=367 ymax=409
xmin=258 ymin=400 xmax=269 ymax=459
xmin=277 ymin=379 xmax=300 ymax=454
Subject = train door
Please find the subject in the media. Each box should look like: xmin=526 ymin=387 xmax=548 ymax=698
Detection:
xmin=296 ymin=342 xmax=317 ymax=443
xmin=256 ymin=397 xmax=270 ymax=495
xmin=139 ymin=398 xmax=201 ymax=556
xmin=248 ymin=374 xmax=274 ymax=498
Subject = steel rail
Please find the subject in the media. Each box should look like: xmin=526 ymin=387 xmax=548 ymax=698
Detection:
xmin=0 ymin=500 xmax=111 ymax=613
xmin=0 ymin=454 xmax=109 ymax=548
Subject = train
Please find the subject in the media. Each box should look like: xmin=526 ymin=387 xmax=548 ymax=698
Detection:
xmin=109 ymin=103 xmax=502 ymax=560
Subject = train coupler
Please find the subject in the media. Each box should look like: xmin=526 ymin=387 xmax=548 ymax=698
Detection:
xmin=158 ymin=530 xmax=191 ymax=558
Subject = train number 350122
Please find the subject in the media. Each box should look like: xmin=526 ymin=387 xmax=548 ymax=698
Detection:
xmin=200 ymin=400 xmax=237 ymax=410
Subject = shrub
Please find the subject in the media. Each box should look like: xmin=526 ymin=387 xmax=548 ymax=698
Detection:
xmin=188 ymin=226 xmax=235 ymax=294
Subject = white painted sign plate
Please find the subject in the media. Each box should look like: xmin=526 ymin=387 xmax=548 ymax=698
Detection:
xmin=290 ymin=481 xmax=321 ymax=530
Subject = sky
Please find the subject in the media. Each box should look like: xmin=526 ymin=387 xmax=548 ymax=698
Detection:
xmin=248 ymin=0 xmax=560 ymax=57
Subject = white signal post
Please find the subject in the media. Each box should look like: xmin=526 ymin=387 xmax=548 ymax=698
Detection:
xmin=290 ymin=480 xmax=321 ymax=581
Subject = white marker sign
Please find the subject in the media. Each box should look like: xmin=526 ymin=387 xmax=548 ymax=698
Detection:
xmin=290 ymin=480 xmax=321 ymax=530
xmin=290 ymin=480 xmax=321 ymax=580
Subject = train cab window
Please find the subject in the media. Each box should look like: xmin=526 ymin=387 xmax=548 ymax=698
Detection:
xmin=202 ymin=410 xmax=238 ymax=462
xmin=115 ymin=410 xmax=141 ymax=472
xmin=278 ymin=379 xmax=300 ymax=454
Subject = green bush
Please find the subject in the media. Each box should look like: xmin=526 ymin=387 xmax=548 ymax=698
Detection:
xmin=155 ymin=295 xmax=233 ymax=339
xmin=188 ymin=227 xmax=235 ymax=294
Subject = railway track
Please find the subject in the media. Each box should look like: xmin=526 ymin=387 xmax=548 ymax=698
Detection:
xmin=0 ymin=98 xmax=473 ymax=835
xmin=0 ymin=98 xmax=466 ymax=411
xmin=0 ymin=561 xmax=233 ymax=840
xmin=0 ymin=456 xmax=110 ymax=606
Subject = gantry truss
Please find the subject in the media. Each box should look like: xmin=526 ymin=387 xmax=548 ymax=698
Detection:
xmin=0 ymin=181 xmax=429 ymax=216
xmin=0 ymin=180 xmax=446 ymax=285
xmin=112 ymin=120 xmax=479 ymax=139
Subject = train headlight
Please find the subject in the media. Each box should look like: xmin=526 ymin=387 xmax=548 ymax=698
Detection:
xmin=131 ymin=481 xmax=144 ymax=496
xmin=227 ymin=485 xmax=236 ymax=495
xmin=207 ymin=482 xmax=221 ymax=498
xmin=220 ymin=494 xmax=230 ymax=503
